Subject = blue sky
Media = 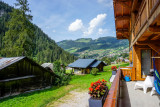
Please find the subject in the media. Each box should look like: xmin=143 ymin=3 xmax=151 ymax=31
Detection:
xmin=3 ymin=0 xmax=115 ymax=42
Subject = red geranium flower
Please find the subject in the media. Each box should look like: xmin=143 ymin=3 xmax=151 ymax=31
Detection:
xmin=91 ymin=82 xmax=94 ymax=87
xmin=111 ymin=66 xmax=117 ymax=71
xmin=88 ymin=79 xmax=107 ymax=98
xmin=102 ymin=79 xmax=107 ymax=82
xmin=89 ymin=87 xmax=93 ymax=91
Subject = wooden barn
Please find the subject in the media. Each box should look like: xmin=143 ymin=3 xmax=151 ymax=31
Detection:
xmin=68 ymin=59 xmax=106 ymax=74
xmin=113 ymin=0 xmax=160 ymax=80
xmin=0 ymin=56 xmax=54 ymax=98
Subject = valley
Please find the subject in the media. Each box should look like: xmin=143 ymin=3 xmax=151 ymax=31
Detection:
xmin=58 ymin=37 xmax=129 ymax=59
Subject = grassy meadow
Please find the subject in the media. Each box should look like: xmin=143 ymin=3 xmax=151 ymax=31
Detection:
xmin=0 ymin=63 xmax=129 ymax=107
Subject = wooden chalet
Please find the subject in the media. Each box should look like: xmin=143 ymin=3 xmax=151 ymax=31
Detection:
xmin=113 ymin=0 xmax=160 ymax=80
xmin=68 ymin=59 xmax=106 ymax=74
xmin=104 ymin=0 xmax=160 ymax=106
xmin=0 ymin=57 xmax=54 ymax=98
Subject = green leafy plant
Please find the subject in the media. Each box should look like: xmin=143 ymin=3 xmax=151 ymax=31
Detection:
xmin=91 ymin=68 xmax=99 ymax=76
xmin=88 ymin=79 xmax=107 ymax=98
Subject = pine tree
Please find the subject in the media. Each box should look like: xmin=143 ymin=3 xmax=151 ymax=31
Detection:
xmin=2 ymin=0 xmax=35 ymax=57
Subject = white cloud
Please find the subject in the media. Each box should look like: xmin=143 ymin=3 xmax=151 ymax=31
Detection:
xmin=84 ymin=14 xmax=107 ymax=35
xmin=98 ymin=28 xmax=108 ymax=35
xmin=68 ymin=19 xmax=83 ymax=31
xmin=98 ymin=28 xmax=104 ymax=35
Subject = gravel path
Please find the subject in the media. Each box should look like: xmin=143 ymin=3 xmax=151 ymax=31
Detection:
xmin=46 ymin=89 xmax=90 ymax=107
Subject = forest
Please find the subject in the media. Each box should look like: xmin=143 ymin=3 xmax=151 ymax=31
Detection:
xmin=0 ymin=1 xmax=76 ymax=64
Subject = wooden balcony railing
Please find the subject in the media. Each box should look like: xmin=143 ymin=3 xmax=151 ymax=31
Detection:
xmin=120 ymin=67 xmax=136 ymax=81
xmin=103 ymin=67 xmax=135 ymax=107
xmin=133 ymin=0 xmax=160 ymax=39
xmin=103 ymin=68 xmax=121 ymax=107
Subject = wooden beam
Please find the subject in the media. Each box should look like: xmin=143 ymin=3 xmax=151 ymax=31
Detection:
xmin=147 ymin=34 xmax=157 ymax=40
xmin=116 ymin=28 xmax=128 ymax=32
xmin=116 ymin=1 xmax=131 ymax=10
xmin=117 ymin=36 xmax=128 ymax=39
xmin=137 ymin=40 xmax=160 ymax=44
xmin=136 ymin=45 xmax=150 ymax=48
xmin=149 ymin=26 xmax=160 ymax=33
xmin=118 ymin=0 xmax=132 ymax=2
xmin=116 ymin=29 xmax=129 ymax=39
xmin=132 ymin=0 xmax=138 ymax=12
xmin=148 ymin=44 xmax=160 ymax=55
xmin=115 ymin=15 xmax=130 ymax=20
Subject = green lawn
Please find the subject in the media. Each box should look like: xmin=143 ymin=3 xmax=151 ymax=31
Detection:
xmin=66 ymin=69 xmax=73 ymax=74
xmin=0 ymin=63 xmax=129 ymax=107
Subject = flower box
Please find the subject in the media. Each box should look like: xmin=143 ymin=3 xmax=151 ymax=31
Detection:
xmin=88 ymin=79 xmax=108 ymax=107
xmin=89 ymin=87 xmax=108 ymax=107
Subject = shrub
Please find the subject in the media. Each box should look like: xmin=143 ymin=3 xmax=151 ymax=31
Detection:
xmin=91 ymin=68 xmax=99 ymax=75
xmin=111 ymin=66 xmax=117 ymax=71
xmin=88 ymin=79 xmax=108 ymax=98
xmin=54 ymin=72 xmax=71 ymax=86
xmin=52 ymin=61 xmax=71 ymax=86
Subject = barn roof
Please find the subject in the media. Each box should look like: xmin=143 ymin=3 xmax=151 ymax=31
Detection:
xmin=0 ymin=56 xmax=25 ymax=70
xmin=0 ymin=56 xmax=49 ymax=73
xmin=68 ymin=59 xmax=106 ymax=68
xmin=41 ymin=63 xmax=53 ymax=70
xmin=41 ymin=63 xmax=52 ymax=68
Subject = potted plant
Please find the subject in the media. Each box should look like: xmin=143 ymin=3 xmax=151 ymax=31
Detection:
xmin=88 ymin=79 xmax=108 ymax=107
xmin=111 ymin=66 xmax=117 ymax=75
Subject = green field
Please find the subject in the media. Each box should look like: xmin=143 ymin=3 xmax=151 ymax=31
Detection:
xmin=0 ymin=63 xmax=129 ymax=107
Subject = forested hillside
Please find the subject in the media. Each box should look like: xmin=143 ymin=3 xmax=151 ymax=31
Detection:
xmin=58 ymin=37 xmax=129 ymax=59
xmin=0 ymin=1 xmax=76 ymax=64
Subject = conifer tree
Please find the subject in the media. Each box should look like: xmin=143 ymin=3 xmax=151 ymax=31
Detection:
xmin=2 ymin=0 xmax=35 ymax=57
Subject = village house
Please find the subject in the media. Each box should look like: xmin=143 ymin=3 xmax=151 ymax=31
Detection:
xmin=68 ymin=59 xmax=107 ymax=74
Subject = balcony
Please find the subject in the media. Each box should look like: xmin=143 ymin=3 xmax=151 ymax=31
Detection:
xmin=103 ymin=68 xmax=160 ymax=107
xmin=131 ymin=0 xmax=160 ymax=47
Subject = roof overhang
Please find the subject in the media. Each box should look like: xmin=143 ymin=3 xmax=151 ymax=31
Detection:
xmin=113 ymin=0 xmax=132 ymax=39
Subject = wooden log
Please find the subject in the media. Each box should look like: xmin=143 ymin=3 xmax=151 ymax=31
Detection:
xmin=116 ymin=1 xmax=131 ymax=10
xmin=149 ymin=26 xmax=160 ymax=33
xmin=116 ymin=15 xmax=130 ymax=20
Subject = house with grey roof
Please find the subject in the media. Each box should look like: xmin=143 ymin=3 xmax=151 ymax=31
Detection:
xmin=68 ymin=59 xmax=107 ymax=74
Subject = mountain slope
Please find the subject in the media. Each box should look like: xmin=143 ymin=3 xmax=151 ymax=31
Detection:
xmin=0 ymin=1 xmax=76 ymax=64
xmin=58 ymin=37 xmax=129 ymax=59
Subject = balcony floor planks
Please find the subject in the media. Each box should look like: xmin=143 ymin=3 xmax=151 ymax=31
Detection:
xmin=119 ymin=81 xmax=160 ymax=107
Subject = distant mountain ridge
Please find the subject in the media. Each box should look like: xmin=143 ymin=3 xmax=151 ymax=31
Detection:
xmin=57 ymin=37 xmax=129 ymax=59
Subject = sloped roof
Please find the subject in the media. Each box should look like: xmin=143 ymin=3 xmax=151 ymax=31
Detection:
xmin=0 ymin=56 xmax=25 ymax=70
xmin=113 ymin=0 xmax=132 ymax=39
xmin=68 ymin=59 xmax=96 ymax=68
xmin=68 ymin=59 xmax=106 ymax=68
xmin=90 ymin=61 xmax=103 ymax=68
xmin=0 ymin=56 xmax=49 ymax=73
xmin=41 ymin=63 xmax=53 ymax=70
